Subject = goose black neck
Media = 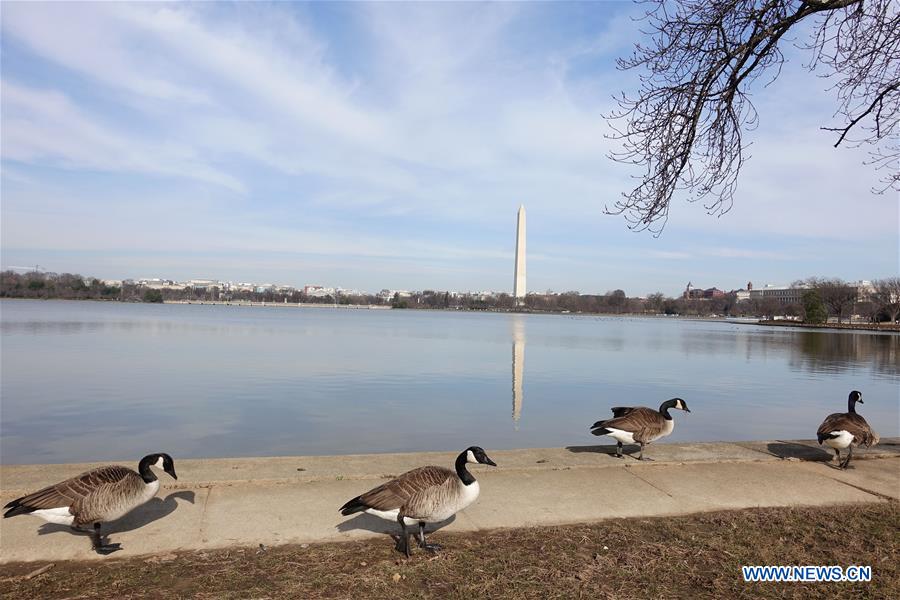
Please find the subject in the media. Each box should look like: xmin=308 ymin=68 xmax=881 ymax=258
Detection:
xmin=138 ymin=456 xmax=159 ymax=484
xmin=658 ymin=399 xmax=676 ymax=420
xmin=455 ymin=452 xmax=476 ymax=486
xmin=848 ymin=398 xmax=858 ymax=414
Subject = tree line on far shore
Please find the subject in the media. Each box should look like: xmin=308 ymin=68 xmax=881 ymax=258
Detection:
xmin=1 ymin=270 xmax=898 ymax=326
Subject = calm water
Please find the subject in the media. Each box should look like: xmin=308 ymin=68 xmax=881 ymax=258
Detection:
xmin=1 ymin=299 xmax=897 ymax=464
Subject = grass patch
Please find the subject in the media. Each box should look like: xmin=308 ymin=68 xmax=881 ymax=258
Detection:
xmin=1 ymin=503 xmax=897 ymax=599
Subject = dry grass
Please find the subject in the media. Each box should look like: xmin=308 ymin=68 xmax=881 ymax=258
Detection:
xmin=1 ymin=503 xmax=897 ymax=599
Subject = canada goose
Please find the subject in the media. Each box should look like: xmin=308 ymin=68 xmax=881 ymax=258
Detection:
xmin=590 ymin=398 xmax=690 ymax=460
xmin=3 ymin=453 xmax=177 ymax=554
xmin=339 ymin=446 xmax=496 ymax=557
xmin=817 ymin=390 xmax=879 ymax=469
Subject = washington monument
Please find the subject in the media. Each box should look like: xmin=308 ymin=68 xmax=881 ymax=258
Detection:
xmin=513 ymin=204 xmax=526 ymax=304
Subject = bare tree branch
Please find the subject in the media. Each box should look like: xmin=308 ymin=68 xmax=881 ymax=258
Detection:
xmin=822 ymin=82 xmax=899 ymax=147
xmin=608 ymin=0 xmax=900 ymax=233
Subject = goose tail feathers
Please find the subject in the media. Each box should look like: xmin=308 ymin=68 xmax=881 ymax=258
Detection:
xmin=817 ymin=432 xmax=838 ymax=445
xmin=590 ymin=424 xmax=611 ymax=436
xmin=339 ymin=496 xmax=368 ymax=516
xmin=3 ymin=498 xmax=34 ymax=519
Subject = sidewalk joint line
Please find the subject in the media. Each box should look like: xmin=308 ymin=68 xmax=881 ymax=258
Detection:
xmin=822 ymin=476 xmax=897 ymax=502
xmin=197 ymin=486 xmax=214 ymax=539
xmin=624 ymin=468 xmax=674 ymax=498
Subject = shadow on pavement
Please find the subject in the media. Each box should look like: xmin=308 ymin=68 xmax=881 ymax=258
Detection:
xmin=565 ymin=444 xmax=635 ymax=458
xmin=764 ymin=442 xmax=833 ymax=462
xmin=335 ymin=512 xmax=456 ymax=537
xmin=37 ymin=490 xmax=196 ymax=538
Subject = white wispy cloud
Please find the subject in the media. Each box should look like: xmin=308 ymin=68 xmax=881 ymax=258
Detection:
xmin=1 ymin=2 xmax=210 ymax=105
xmin=647 ymin=250 xmax=692 ymax=260
xmin=1 ymin=82 xmax=244 ymax=192
xmin=1 ymin=2 xmax=895 ymax=292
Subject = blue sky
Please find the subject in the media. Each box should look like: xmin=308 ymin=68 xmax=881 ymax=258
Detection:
xmin=1 ymin=1 xmax=896 ymax=296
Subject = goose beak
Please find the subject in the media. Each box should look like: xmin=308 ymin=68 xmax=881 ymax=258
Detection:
xmin=166 ymin=468 xmax=178 ymax=480
xmin=684 ymin=407 xmax=691 ymax=413
xmin=482 ymin=455 xmax=497 ymax=467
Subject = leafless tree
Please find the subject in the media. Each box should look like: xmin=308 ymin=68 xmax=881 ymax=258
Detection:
xmin=806 ymin=276 xmax=856 ymax=323
xmin=758 ymin=296 xmax=781 ymax=320
xmin=854 ymin=300 xmax=878 ymax=323
xmin=607 ymin=0 xmax=899 ymax=233
xmin=646 ymin=291 xmax=667 ymax=313
xmin=606 ymin=289 xmax=628 ymax=313
xmin=871 ymin=276 xmax=900 ymax=323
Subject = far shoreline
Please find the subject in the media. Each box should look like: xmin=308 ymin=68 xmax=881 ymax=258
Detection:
xmin=2 ymin=296 xmax=899 ymax=332
xmin=750 ymin=319 xmax=900 ymax=333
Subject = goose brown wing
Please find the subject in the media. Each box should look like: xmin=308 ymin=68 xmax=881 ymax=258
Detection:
xmin=357 ymin=466 xmax=455 ymax=511
xmin=610 ymin=406 xmax=636 ymax=418
xmin=820 ymin=413 xmax=879 ymax=447
xmin=854 ymin=414 xmax=880 ymax=446
xmin=602 ymin=407 xmax=665 ymax=443
xmin=817 ymin=412 xmax=846 ymax=439
xmin=10 ymin=465 xmax=135 ymax=511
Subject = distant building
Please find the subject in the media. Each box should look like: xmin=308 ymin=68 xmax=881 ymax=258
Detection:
xmin=683 ymin=282 xmax=726 ymax=299
xmin=377 ymin=289 xmax=411 ymax=301
xmin=734 ymin=281 xmax=753 ymax=302
xmin=190 ymin=279 xmax=219 ymax=290
xmin=853 ymin=280 xmax=876 ymax=303
xmin=305 ymin=286 xmax=334 ymax=298
xmin=137 ymin=278 xmax=181 ymax=290
xmin=734 ymin=280 xmax=875 ymax=306
xmin=683 ymin=281 xmax=703 ymax=299
xmin=749 ymin=284 xmax=803 ymax=305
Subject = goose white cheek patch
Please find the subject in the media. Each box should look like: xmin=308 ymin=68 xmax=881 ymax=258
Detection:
xmin=466 ymin=450 xmax=477 ymax=464
xmin=155 ymin=457 xmax=165 ymax=468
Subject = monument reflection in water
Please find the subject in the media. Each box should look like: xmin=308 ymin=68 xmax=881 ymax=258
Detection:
xmin=511 ymin=315 xmax=525 ymax=428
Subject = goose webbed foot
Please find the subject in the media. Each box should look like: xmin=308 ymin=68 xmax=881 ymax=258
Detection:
xmin=826 ymin=449 xmax=843 ymax=469
xmin=839 ymin=448 xmax=853 ymax=470
xmin=392 ymin=533 xmax=412 ymax=556
xmin=94 ymin=542 xmax=122 ymax=555
xmin=392 ymin=531 xmax=411 ymax=557
xmin=91 ymin=523 xmax=121 ymax=555
xmin=416 ymin=522 xmax=442 ymax=553
xmin=614 ymin=442 xmax=623 ymax=458
xmin=636 ymin=444 xmax=653 ymax=461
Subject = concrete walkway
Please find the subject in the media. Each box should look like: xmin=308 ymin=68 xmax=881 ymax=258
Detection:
xmin=1 ymin=439 xmax=897 ymax=563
